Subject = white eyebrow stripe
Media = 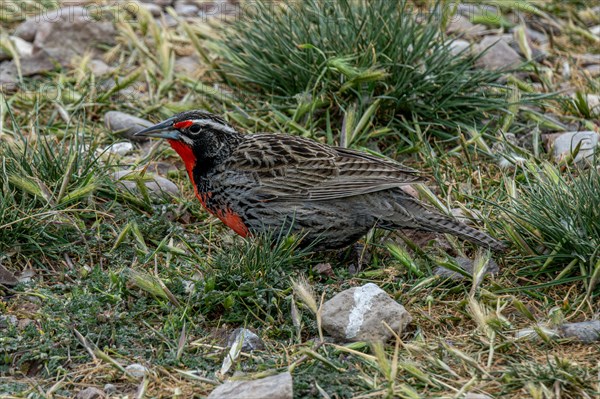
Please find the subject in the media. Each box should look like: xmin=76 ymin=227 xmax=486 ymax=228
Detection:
xmin=190 ymin=119 xmax=236 ymax=134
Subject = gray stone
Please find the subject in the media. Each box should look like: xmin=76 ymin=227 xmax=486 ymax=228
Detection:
xmin=0 ymin=62 xmax=18 ymax=91
xmin=449 ymin=39 xmax=471 ymax=56
xmin=558 ymin=320 xmax=600 ymax=343
xmin=33 ymin=9 xmax=116 ymax=67
xmin=435 ymin=257 xmax=499 ymax=281
xmin=585 ymin=64 xmax=600 ymax=77
xmin=143 ymin=0 xmax=172 ymax=6
xmin=574 ymin=53 xmax=600 ymax=66
xmin=175 ymin=3 xmax=200 ymax=17
xmin=174 ymin=55 xmax=201 ymax=75
xmin=0 ymin=50 xmax=56 ymax=91
xmin=0 ymin=263 xmax=18 ymax=286
xmin=227 ymin=328 xmax=264 ymax=352
xmin=455 ymin=3 xmax=499 ymax=18
xmin=104 ymin=111 xmax=152 ymax=141
xmin=502 ymin=32 xmax=548 ymax=62
xmin=524 ymin=27 xmax=548 ymax=45
xmin=20 ymin=51 xmax=56 ymax=76
xmin=140 ymin=3 xmax=163 ymax=17
xmin=591 ymin=25 xmax=600 ymax=37
xmin=157 ymin=14 xmax=178 ymax=28
xmin=207 ymin=372 xmax=293 ymax=399
xmin=197 ymin=0 xmax=239 ymax=20
xmin=103 ymin=384 xmax=117 ymax=395
xmin=446 ymin=15 xmax=487 ymax=38
xmin=75 ymin=387 xmax=106 ymax=399
xmin=113 ymin=170 xmax=179 ymax=199
xmin=551 ymin=131 xmax=600 ymax=163
xmin=0 ymin=315 xmax=18 ymax=329
xmin=321 ymin=283 xmax=412 ymax=342
xmin=38 ymin=6 xmax=90 ymax=22
xmin=14 ymin=19 xmax=39 ymax=42
xmin=476 ymin=36 xmax=522 ymax=70
xmin=88 ymin=59 xmax=113 ymax=76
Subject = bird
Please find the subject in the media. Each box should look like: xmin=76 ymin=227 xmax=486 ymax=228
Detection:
xmin=134 ymin=110 xmax=505 ymax=252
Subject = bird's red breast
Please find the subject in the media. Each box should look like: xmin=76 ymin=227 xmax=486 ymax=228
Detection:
xmin=167 ymin=139 xmax=249 ymax=238
xmin=168 ymin=139 xmax=196 ymax=178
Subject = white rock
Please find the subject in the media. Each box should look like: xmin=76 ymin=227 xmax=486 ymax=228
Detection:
xmin=125 ymin=363 xmax=148 ymax=379
xmin=112 ymin=170 xmax=180 ymax=199
xmin=208 ymin=372 xmax=293 ymax=399
xmin=10 ymin=36 xmax=33 ymax=57
xmin=449 ymin=39 xmax=471 ymax=56
xmin=465 ymin=394 xmax=493 ymax=399
xmin=175 ymin=4 xmax=199 ymax=17
xmin=552 ymin=131 xmax=600 ymax=163
xmin=515 ymin=326 xmax=559 ymax=340
xmin=580 ymin=94 xmax=600 ymax=115
xmin=590 ymin=25 xmax=600 ymax=37
xmin=321 ymin=283 xmax=412 ymax=342
xmin=106 ymin=142 xmax=134 ymax=156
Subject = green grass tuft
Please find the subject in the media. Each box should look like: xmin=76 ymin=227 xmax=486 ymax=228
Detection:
xmin=501 ymin=161 xmax=600 ymax=292
xmin=216 ymin=0 xmax=545 ymax=146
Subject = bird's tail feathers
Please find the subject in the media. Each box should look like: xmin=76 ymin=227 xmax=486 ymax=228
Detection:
xmin=415 ymin=214 xmax=506 ymax=251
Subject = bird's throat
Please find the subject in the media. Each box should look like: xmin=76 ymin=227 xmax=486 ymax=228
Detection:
xmin=168 ymin=139 xmax=197 ymax=179
xmin=166 ymin=139 xmax=249 ymax=238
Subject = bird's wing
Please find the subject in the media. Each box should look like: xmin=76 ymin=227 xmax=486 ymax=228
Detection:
xmin=224 ymin=134 xmax=423 ymax=202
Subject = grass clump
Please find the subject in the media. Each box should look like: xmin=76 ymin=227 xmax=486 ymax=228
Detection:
xmin=502 ymin=162 xmax=600 ymax=292
xmin=197 ymin=233 xmax=315 ymax=326
xmin=0 ymin=122 xmax=110 ymax=262
xmin=216 ymin=0 xmax=537 ymax=145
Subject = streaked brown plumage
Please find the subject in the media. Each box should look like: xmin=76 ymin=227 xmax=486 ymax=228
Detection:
xmin=135 ymin=110 xmax=505 ymax=251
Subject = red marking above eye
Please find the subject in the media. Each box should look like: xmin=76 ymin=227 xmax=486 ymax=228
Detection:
xmin=174 ymin=120 xmax=194 ymax=130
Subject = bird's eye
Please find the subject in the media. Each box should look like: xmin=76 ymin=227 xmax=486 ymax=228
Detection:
xmin=188 ymin=124 xmax=201 ymax=134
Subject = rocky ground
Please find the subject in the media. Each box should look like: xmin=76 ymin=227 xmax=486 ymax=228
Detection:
xmin=0 ymin=1 xmax=599 ymax=398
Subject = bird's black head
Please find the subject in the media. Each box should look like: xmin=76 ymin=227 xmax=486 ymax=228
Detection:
xmin=135 ymin=110 xmax=239 ymax=145
xmin=135 ymin=110 xmax=243 ymax=172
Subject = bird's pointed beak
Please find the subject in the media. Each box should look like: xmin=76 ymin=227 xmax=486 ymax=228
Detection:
xmin=134 ymin=118 xmax=181 ymax=140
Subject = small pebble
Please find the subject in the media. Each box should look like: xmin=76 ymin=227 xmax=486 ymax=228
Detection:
xmin=125 ymin=363 xmax=148 ymax=379
xmin=75 ymin=387 xmax=105 ymax=399
xmin=227 ymin=328 xmax=264 ymax=352
xmin=103 ymin=384 xmax=117 ymax=395
xmin=106 ymin=142 xmax=134 ymax=156
xmin=558 ymin=320 xmax=600 ymax=343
